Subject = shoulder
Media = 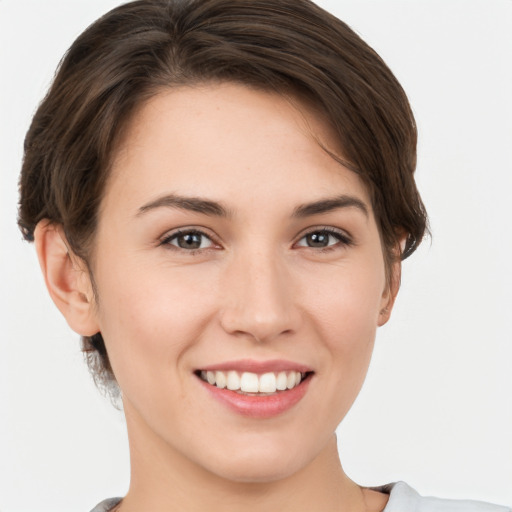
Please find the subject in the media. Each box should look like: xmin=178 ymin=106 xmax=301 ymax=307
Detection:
xmin=89 ymin=497 xmax=122 ymax=512
xmin=89 ymin=485 xmax=511 ymax=512
xmin=378 ymin=482 xmax=511 ymax=512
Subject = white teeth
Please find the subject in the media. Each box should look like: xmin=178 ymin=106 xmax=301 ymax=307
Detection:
xmin=226 ymin=370 xmax=240 ymax=391
xmin=259 ymin=372 xmax=277 ymax=393
xmin=199 ymin=370 xmax=306 ymax=393
xmin=215 ymin=371 xmax=226 ymax=389
xmin=240 ymin=372 xmax=259 ymax=392
xmin=276 ymin=371 xmax=288 ymax=391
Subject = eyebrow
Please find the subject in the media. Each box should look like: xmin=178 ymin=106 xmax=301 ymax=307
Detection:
xmin=137 ymin=194 xmax=231 ymax=218
xmin=292 ymin=195 xmax=369 ymax=218
xmin=136 ymin=193 xmax=368 ymax=219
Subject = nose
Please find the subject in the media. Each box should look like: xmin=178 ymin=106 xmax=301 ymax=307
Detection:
xmin=219 ymin=249 xmax=301 ymax=343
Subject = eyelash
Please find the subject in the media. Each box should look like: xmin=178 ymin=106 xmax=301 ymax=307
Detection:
xmin=160 ymin=229 xmax=219 ymax=253
xmin=295 ymin=227 xmax=353 ymax=252
xmin=159 ymin=227 xmax=353 ymax=253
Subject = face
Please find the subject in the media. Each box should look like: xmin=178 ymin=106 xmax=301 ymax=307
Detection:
xmin=88 ymin=83 xmax=394 ymax=483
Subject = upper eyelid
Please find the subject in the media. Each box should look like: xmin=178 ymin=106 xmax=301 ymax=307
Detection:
xmin=295 ymin=226 xmax=352 ymax=241
xmin=160 ymin=227 xmax=220 ymax=247
xmin=160 ymin=226 xmax=216 ymax=239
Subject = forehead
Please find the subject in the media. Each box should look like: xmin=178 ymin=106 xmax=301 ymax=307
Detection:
xmin=104 ymin=82 xmax=371 ymax=216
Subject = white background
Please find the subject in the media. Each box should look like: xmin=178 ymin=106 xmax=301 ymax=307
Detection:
xmin=1 ymin=1 xmax=511 ymax=510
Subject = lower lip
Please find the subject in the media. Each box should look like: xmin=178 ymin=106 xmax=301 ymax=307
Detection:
xmin=197 ymin=375 xmax=312 ymax=419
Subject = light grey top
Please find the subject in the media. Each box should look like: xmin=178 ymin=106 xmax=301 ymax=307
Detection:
xmin=90 ymin=481 xmax=511 ymax=511
xmin=91 ymin=497 xmax=121 ymax=512
xmin=373 ymin=482 xmax=510 ymax=512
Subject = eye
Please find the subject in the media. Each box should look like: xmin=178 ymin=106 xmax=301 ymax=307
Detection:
xmin=162 ymin=229 xmax=216 ymax=251
xmin=295 ymin=228 xmax=351 ymax=249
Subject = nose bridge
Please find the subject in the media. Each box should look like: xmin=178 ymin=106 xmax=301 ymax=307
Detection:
xmin=220 ymin=245 xmax=298 ymax=342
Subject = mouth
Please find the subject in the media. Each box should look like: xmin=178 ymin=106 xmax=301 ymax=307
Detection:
xmin=195 ymin=369 xmax=313 ymax=395
xmin=194 ymin=360 xmax=314 ymax=418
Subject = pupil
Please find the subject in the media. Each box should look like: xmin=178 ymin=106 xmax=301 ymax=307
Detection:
xmin=307 ymin=232 xmax=328 ymax=247
xmin=179 ymin=233 xmax=201 ymax=249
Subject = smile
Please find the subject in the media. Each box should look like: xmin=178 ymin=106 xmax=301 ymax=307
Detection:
xmin=198 ymin=370 xmax=307 ymax=394
xmin=195 ymin=360 xmax=314 ymax=418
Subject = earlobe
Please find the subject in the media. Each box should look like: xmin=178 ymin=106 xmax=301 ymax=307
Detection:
xmin=377 ymin=256 xmax=402 ymax=327
xmin=34 ymin=221 xmax=99 ymax=336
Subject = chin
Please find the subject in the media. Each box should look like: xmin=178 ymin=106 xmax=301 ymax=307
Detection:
xmin=199 ymin=440 xmax=312 ymax=484
xmin=212 ymin=459 xmax=299 ymax=484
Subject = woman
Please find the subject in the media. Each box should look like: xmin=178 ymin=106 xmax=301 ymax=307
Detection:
xmin=12 ymin=0 xmax=511 ymax=511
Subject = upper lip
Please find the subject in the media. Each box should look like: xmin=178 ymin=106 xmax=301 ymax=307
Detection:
xmin=197 ymin=359 xmax=313 ymax=374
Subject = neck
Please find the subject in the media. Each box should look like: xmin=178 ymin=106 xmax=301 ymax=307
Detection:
xmin=119 ymin=405 xmax=385 ymax=512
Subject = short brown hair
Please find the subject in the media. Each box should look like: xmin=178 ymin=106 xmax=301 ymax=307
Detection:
xmin=18 ymin=0 xmax=428 ymax=392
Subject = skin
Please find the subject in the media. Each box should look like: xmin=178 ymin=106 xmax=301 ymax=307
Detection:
xmin=35 ymin=83 xmax=399 ymax=511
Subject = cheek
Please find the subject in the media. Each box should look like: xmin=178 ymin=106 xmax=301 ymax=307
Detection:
xmin=93 ymin=259 xmax=221 ymax=381
xmin=306 ymin=256 xmax=386 ymax=338
xmin=307 ymin=259 xmax=385 ymax=392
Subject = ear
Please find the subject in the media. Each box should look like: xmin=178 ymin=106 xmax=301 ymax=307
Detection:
xmin=377 ymin=245 xmax=403 ymax=327
xmin=34 ymin=220 xmax=100 ymax=336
